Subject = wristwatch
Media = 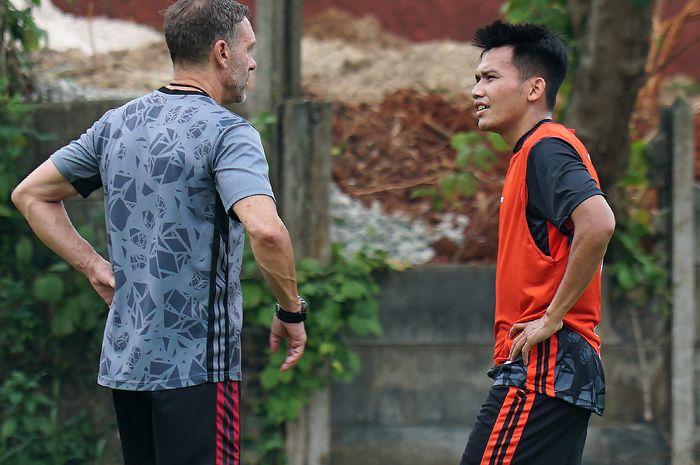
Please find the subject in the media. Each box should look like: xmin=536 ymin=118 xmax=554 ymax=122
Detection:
xmin=275 ymin=298 xmax=308 ymax=323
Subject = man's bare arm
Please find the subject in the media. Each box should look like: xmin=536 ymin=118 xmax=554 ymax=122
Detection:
xmin=11 ymin=159 xmax=115 ymax=304
xmin=508 ymin=195 xmax=615 ymax=363
xmin=233 ymin=195 xmax=306 ymax=371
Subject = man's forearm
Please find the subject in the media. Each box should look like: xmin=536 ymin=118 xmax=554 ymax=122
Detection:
xmin=545 ymin=229 xmax=611 ymax=322
xmin=545 ymin=195 xmax=615 ymax=323
xmin=248 ymin=231 xmax=301 ymax=311
xmin=18 ymin=198 xmax=101 ymax=274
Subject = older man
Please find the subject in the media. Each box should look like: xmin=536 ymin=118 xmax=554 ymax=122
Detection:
xmin=12 ymin=2 xmax=307 ymax=464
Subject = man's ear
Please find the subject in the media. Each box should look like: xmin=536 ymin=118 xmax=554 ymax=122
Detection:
xmin=213 ymin=40 xmax=229 ymax=68
xmin=527 ymin=77 xmax=547 ymax=103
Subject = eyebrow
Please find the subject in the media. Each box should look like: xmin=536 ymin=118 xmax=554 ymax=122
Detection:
xmin=476 ymin=68 xmax=496 ymax=76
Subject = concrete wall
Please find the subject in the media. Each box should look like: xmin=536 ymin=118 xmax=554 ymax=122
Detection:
xmin=330 ymin=266 xmax=671 ymax=465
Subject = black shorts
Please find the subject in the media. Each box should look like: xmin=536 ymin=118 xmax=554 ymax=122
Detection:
xmin=112 ymin=380 xmax=240 ymax=465
xmin=460 ymin=385 xmax=591 ymax=465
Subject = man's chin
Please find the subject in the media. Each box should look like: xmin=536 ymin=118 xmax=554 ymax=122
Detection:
xmin=222 ymin=89 xmax=247 ymax=105
xmin=477 ymin=119 xmax=491 ymax=131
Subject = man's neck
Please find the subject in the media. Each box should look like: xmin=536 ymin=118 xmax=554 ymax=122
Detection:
xmin=170 ymin=68 xmax=222 ymax=103
xmin=503 ymin=110 xmax=553 ymax=149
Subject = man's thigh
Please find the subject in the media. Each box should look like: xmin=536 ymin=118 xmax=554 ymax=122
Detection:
xmin=113 ymin=380 xmax=241 ymax=465
xmin=460 ymin=386 xmax=591 ymax=465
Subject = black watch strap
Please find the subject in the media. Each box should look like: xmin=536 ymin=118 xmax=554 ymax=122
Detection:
xmin=275 ymin=299 xmax=307 ymax=323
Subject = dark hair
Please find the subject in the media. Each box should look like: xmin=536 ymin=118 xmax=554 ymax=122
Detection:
xmin=473 ymin=21 xmax=568 ymax=110
xmin=164 ymin=0 xmax=250 ymax=66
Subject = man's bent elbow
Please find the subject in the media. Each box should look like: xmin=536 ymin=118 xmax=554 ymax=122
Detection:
xmin=595 ymin=210 xmax=616 ymax=247
xmin=247 ymin=221 xmax=289 ymax=249
xmin=11 ymin=184 xmax=30 ymax=217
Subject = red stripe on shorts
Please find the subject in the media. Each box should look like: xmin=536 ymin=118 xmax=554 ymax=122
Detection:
xmin=479 ymin=387 xmax=535 ymax=465
xmin=216 ymin=381 xmax=240 ymax=465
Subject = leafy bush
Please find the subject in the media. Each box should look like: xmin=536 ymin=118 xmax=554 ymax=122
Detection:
xmin=240 ymin=244 xmax=389 ymax=464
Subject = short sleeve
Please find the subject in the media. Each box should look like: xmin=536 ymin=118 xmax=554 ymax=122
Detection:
xmin=213 ymin=123 xmax=274 ymax=212
xmin=50 ymin=118 xmax=104 ymax=198
xmin=526 ymin=138 xmax=604 ymax=229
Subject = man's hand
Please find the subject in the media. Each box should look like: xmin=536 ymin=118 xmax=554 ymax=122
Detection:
xmin=508 ymin=314 xmax=563 ymax=364
xmin=269 ymin=317 xmax=307 ymax=371
xmin=85 ymin=255 xmax=115 ymax=305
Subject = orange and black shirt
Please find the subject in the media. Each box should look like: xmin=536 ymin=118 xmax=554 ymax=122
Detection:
xmin=489 ymin=120 xmax=606 ymax=415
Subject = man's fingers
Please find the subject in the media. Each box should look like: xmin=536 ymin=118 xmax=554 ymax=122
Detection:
xmin=269 ymin=333 xmax=281 ymax=353
xmin=522 ymin=343 xmax=531 ymax=365
xmin=281 ymin=346 xmax=304 ymax=372
xmin=509 ymin=335 xmax=525 ymax=361
xmin=509 ymin=323 xmax=526 ymax=338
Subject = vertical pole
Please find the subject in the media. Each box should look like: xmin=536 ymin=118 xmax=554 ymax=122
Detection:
xmin=671 ymin=98 xmax=695 ymax=465
xmin=278 ymin=101 xmax=332 ymax=264
xmin=249 ymin=0 xmax=302 ymax=118
xmin=250 ymin=0 xmax=304 ymax=201
xmin=252 ymin=2 xmax=332 ymax=465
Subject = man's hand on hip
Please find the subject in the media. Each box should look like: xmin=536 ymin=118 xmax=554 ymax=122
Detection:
xmin=86 ymin=255 xmax=115 ymax=306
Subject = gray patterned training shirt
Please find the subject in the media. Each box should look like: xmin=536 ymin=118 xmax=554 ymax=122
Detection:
xmin=51 ymin=87 xmax=274 ymax=390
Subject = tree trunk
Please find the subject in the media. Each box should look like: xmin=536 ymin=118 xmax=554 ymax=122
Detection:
xmin=565 ymin=0 xmax=655 ymax=201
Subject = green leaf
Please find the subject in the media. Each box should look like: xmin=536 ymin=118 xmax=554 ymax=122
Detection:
xmin=616 ymin=266 xmax=637 ymax=290
xmin=51 ymin=306 xmax=75 ymax=336
xmin=318 ymin=342 xmax=336 ymax=356
xmin=474 ymin=145 xmax=495 ymax=169
xmin=340 ymin=280 xmax=367 ymax=300
xmin=410 ymin=187 xmax=438 ymax=200
xmin=260 ymin=369 xmax=280 ymax=390
xmin=47 ymin=262 xmax=70 ymax=273
xmin=0 ymin=205 xmax=14 ymax=217
xmin=487 ymin=132 xmax=510 ymax=151
xmin=348 ymin=314 xmax=381 ymax=336
xmin=455 ymin=150 xmax=470 ymax=170
xmin=456 ymin=173 xmax=476 ymax=197
xmin=1 ymin=419 xmax=17 ymax=439
xmin=32 ymin=275 xmax=64 ymax=303
xmin=242 ymin=281 xmax=263 ymax=308
xmin=439 ymin=174 xmax=459 ymax=199
xmin=15 ymin=237 xmax=33 ymax=265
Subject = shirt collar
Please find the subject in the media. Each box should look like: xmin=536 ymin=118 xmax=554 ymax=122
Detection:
xmin=512 ymin=118 xmax=553 ymax=153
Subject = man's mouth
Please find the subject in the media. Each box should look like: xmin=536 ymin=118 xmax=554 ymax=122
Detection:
xmin=474 ymin=103 xmax=489 ymax=117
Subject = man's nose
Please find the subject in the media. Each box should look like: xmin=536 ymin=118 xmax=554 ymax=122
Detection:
xmin=471 ymin=81 xmax=484 ymax=99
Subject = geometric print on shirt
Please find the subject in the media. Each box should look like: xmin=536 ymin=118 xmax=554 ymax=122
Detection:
xmin=50 ymin=88 xmax=274 ymax=390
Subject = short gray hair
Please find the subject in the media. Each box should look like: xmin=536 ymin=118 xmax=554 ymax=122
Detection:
xmin=164 ymin=0 xmax=250 ymax=66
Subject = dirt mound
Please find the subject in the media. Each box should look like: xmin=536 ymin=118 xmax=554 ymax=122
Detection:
xmin=34 ymin=41 xmax=171 ymax=92
xmin=303 ymin=7 xmax=409 ymax=49
xmin=302 ymin=38 xmax=479 ymax=104
xmin=332 ymin=89 xmax=509 ymax=263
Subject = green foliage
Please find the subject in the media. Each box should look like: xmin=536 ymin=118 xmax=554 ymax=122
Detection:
xmin=0 ymin=56 xmax=108 ymax=462
xmin=411 ymin=131 xmax=502 ymax=209
xmin=241 ymin=244 xmax=389 ymax=464
xmin=0 ymin=372 xmax=106 ymax=465
xmin=606 ymin=141 xmax=670 ymax=316
xmin=249 ymin=112 xmax=276 ymax=145
xmin=1 ymin=0 xmax=46 ymax=97
xmin=501 ymin=0 xmax=572 ymax=38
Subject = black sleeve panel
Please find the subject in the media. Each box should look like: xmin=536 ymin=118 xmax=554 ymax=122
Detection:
xmin=526 ymin=137 xmax=604 ymax=231
xmin=72 ymin=175 xmax=104 ymax=198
